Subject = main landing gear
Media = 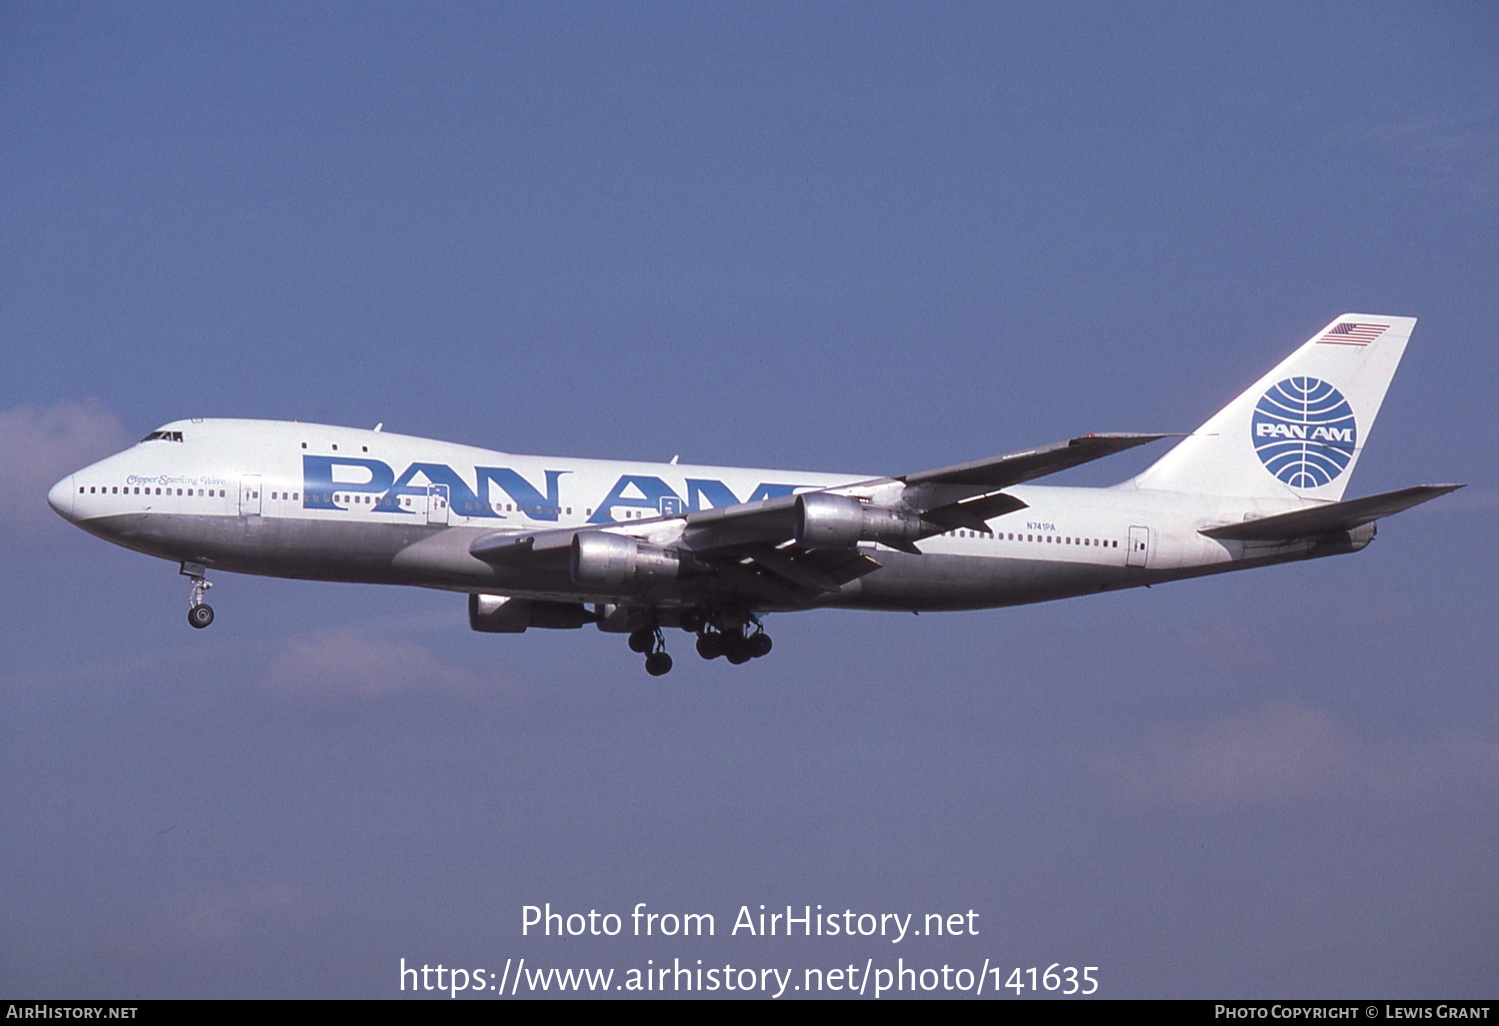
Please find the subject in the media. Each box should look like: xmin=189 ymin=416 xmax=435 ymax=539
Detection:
xmin=694 ymin=625 xmax=772 ymax=664
xmin=628 ymin=626 xmax=673 ymax=677
xmin=622 ymin=609 xmax=774 ymax=675
xmin=181 ymin=562 xmax=214 ymax=629
xmin=686 ymin=609 xmax=772 ymax=666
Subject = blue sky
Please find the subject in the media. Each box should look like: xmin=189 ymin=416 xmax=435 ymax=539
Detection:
xmin=2 ymin=2 xmax=1495 ymax=998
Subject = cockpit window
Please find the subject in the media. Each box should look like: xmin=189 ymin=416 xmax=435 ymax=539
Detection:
xmin=140 ymin=430 xmax=184 ymax=443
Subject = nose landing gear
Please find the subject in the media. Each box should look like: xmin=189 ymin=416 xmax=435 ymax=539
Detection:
xmin=181 ymin=562 xmax=214 ymax=629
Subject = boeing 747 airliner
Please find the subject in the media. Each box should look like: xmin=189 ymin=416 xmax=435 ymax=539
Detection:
xmin=49 ymin=315 xmax=1459 ymax=674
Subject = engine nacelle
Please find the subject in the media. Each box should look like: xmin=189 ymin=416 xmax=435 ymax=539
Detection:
xmin=794 ymin=492 xmax=924 ymax=550
xmin=469 ymin=594 xmax=531 ymax=633
xmin=569 ymin=532 xmax=683 ymax=589
xmin=469 ymin=594 xmax=591 ymax=632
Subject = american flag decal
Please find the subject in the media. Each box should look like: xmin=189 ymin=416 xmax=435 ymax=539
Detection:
xmin=1315 ymin=321 xmax=1388 ymax=347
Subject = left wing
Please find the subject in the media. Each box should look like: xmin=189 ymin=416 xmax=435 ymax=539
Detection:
xmin=900 ymin=432 xmax=1171 ymax=494
xmin=469 ymin=433 xmax=1170 ymax=604
xmin=894 ymin=432 xmax=1171 ymax=529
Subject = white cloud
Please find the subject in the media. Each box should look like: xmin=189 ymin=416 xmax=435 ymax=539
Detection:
xmin=97 ymin=882 xmax=308 ymax=959
xmin=263 ymin=630 xmax=509 ymax=701
xmin=156 ymin=883 xmax=304 ymax=948
xmin=0 ymin=399 xmax=132 ymax=530
xmin=1103 ymin=701 xmax=1499 ymax=807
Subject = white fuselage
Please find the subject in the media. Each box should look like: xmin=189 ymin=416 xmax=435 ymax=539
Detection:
xmin=49 ymin=418 xmax=1364 ymax=616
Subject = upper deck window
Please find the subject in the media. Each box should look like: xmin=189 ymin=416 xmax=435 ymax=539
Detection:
xmin=141 ymin=430 xmax=184 ymax=443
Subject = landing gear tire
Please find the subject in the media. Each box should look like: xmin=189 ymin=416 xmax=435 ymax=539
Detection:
xmin=645 ymin=651 xmax=673 ymax=676
xmin=747 ymin=632 xmax=772 ymax=658
xmin=696 ymin=633 xmax=723 ymax=660
xmin=628 ymin=627 xmax=654 ymax=653
xmin=680 ymin=609 xmax=707 ymax=634
xmin=181 ymin=562 xmax=214 ymax=627
xmin=724 ymin=640 xmax=752 ymax=665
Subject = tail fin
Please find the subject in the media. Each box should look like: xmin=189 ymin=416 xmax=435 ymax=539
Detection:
xmin=1127 ymin=314 xmax=1416 ymax=501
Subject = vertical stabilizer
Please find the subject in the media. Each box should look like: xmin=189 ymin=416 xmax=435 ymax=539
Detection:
xmin=1127 ymin=315 xmax=1415 ymax=501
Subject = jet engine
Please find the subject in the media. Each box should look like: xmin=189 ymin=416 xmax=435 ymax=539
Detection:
xmin=793 ymin=492 xmax=924 ymax=550
xmin=469 ymin=594 xmax=592 ymax=632
xmin=569 ymin=532 xmax=684 ymax=589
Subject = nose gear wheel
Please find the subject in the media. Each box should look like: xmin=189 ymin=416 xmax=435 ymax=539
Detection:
xmin=181 ymin=562 xmax=215 ymax=629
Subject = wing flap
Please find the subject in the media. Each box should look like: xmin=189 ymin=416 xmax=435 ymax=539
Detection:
xmin=738 ymin=547 xmax=843 ymax=594
xmin=917 ymin=491 xmax=1029 ymax=533
xmin=1200 ymin=484 xmax=1463 ymax=541
xmin=710 ymin=546 xmax=883 ymax=595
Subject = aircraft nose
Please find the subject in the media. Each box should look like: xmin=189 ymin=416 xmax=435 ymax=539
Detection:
xmin=48 ymin=474 xmax=75 ymax=521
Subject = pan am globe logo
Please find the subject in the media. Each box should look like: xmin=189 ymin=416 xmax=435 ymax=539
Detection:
xmin=1251 ymin=377 xmax=1357 ymax=489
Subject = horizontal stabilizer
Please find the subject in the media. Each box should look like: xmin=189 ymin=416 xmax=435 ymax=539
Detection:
xmin=1200 ymin=484 xmax=1463 ymax=541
